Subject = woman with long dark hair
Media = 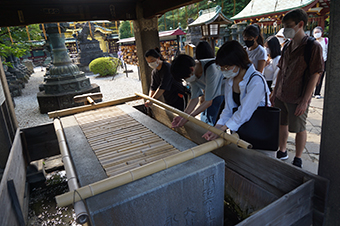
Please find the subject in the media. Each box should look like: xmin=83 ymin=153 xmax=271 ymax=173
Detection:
xmin=263 ymin=36 xmax=281 ymax=92
xmin=144 ymin=48 xmax=186 ymax=110
xmin=243 ymin=24 xmax=267 ymax=73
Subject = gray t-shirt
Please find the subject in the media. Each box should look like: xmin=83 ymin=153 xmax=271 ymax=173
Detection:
xmin=190 ymin=58 xmax=225 ymax=101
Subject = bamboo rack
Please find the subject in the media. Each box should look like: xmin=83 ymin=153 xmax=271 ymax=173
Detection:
xmin=73 ymin=106 xmax=181 ymax=177
xmin=56 ymin=137 xmax=227 ymax=207
xmin=48 ymin=95 xmax=142 ymax=118
xmin=135 ymin=92 xmax=252 ymax=149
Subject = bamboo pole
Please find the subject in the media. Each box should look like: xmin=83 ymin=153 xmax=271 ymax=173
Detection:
xmin=56 ymin=137 xmax=226 ymax=207
xmin=48 ymin=95 xmax=142 ymax=118
xmin=41 ymin=24 xmax=47 ymax=40
xmin=54 ymin=119 xmax=88 ymax=223
xmin=7 ymin=27 xmax=13 ymax=44
xmin=57 ymin=23 xmax=62 ymax=37
xmin=135 ymin=92 xmax=251 ymax=149
xmin=26 ymin=26 xmax=31 ymax=41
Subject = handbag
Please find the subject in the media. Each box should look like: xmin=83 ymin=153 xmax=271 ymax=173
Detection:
xmin=236 ymin=72 xmax=281 ymax=151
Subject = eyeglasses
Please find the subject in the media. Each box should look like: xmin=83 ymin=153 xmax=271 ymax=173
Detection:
xmin=216 ymin=65 xmax=232 ymax=71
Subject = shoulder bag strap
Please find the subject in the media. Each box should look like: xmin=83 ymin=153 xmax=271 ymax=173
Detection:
xmin=245 ymin=72 xmax=268 ymax=106
xmin=203 ymin=60 xmax=215 ymax=76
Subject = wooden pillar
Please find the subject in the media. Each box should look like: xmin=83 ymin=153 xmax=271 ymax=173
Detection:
xmin=133 ymin=3 xmax=160 ymax=95
xmin=318 ymin=2 xmax=340 ymax=225
xmin=0 ymin=58 xmax=18 ymax=168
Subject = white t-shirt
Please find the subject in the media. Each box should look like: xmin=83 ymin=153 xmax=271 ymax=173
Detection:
xmin=263 ymin=55 xmax=281 ymax=81
xmin=190 ymin=58 xmax=225 ymax=101
xmin=317 ymin=37 xmax=328 ymax=61
xmin=246 ymin=45 xmax=267 ymax=71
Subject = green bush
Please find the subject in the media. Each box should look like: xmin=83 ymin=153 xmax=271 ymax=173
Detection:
xmin=89 ymin=57 xmax=120 ymax=77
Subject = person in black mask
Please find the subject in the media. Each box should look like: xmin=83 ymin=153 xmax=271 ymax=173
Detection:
xmin=243 ymin=24 xmax=267 ymax=73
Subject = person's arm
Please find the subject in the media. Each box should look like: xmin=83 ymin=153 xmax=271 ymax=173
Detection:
xmin=202 ymin=124 xmax=228 ymax=141
xmin=145 ymin=88 xmax=165 ymax=107
xmin=171 ymin=97 xmax=199 ymax=128
xmin=257 ymin=60 xmax=266 ymax=73
xmin=294 ymin=72 xmax=320 ymax=116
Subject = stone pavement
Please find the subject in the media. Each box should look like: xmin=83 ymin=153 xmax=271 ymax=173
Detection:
xmin=281 ymin=80 xmax=325 ymax=175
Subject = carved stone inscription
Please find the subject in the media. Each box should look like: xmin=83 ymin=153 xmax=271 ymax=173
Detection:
xmin=203 ymin=174 xmax=216 ymax=225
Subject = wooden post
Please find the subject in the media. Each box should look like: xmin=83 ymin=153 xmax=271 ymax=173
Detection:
xmin=7 ymin=180 xmax=26 ymax=226
xmin=318 ymin=2 xmax=340 ymax=225
xmin=164 ymin=13 xmax=167 ymax=30
xmin=133 ymin=3 xmax=160 ymax=95
xmin=0 ymin=58 xmax=18 ymax=168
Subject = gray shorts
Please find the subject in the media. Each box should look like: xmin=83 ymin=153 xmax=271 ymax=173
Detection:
xmin=275 ymin=98 xmax=309 ymax=133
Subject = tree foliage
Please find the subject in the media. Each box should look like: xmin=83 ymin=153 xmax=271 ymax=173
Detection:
xmin=119 ymin=21 xmax=134 ymax=39
xmin=0 ymin=24 xmax=42 ymax=59
xmin=157 ymin=0 xmax=251 ymax=31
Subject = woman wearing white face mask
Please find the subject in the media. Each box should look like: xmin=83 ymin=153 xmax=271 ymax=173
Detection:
xmin=144 ymin=48 xmax=186 ymax=110
xmin=203 ymin=40 xmax=271 ymax=141
xmin=313 ymin=26 xmax=328 ymax=99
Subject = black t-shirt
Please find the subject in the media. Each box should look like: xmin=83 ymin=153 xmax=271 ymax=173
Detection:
xmin=150 ymin=61 xmax=185 ymax=104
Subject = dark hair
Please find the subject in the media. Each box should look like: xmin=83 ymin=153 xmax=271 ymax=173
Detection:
xmin=243 ymin=24 xmax=264 ymax=46
xmin=313 ymin=26 xmax=323 ymax=33
xmin=195 ymin=41 xmax=214 ymax=60
xmin=265 ymin=36 xmax=281 ymax=59
xmin=282 ymin=8 xmax=308 ymax=28
xmin=215 ymin=40 xmax=251 ymax=69
xmin=145 ymin=48 xmax=165 ymax=61
xmin=170 ymin=54 xmax=196 ymax=82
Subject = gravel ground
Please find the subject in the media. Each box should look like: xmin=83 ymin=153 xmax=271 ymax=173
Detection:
xmin=14 ymin=64 xmax=143 ymax=128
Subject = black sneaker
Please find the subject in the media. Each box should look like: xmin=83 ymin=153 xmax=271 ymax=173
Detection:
xmin=276 ymin=150 xmax=288 ymax=160
xmin=292 ymin=157 xmax=303 ymax=168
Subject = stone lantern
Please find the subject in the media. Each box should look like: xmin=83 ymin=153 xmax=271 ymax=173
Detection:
xmin=188 ymin=5 xmax=233 ymax=54
xmin=37 ymin=23 xmax=100 ymax=113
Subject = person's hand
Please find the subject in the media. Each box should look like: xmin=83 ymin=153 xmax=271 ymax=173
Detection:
xmin=171 ymin=116 xmax=188 ymax=128
xmin=295 ymin=100 xmax=308 ymax=116
xmin=144 ymin=100 xmax=153 ymax=108
xmin=202 ymin=124 xmax=226 ymax=141
xmin=202 ymin=131 xmax=219 ymax=141
xmin=265 ymin=58 xmax=270 ymax=66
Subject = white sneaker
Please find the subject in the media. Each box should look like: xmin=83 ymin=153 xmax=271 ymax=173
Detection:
xmin=315 ymin=95 xmax=321 ymax=99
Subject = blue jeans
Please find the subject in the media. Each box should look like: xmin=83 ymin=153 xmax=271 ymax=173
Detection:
xmin=200 ymin=95 xmax=225 ymax=126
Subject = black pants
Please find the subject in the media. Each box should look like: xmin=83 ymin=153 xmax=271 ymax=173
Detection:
xmin=166 ymin=95 xmax=186 ymax=111
xmin=266 ymin=81 xmax=273 ymax=92
xmin=314 ymin=61 xmax=326 ymax=96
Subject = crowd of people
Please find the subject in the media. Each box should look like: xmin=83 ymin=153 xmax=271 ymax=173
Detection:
xmin=143 ymin=8 xmax=326 ymax=168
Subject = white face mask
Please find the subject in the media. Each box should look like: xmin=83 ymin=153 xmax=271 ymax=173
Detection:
xmin=283 ymin=28 xmax=296 ymax=39
xmin=314 ymin=32 xmax=322 ymax=39
xmin=265 ymin=47 xmax=271 ymax=56
xmin=185 ymin=74 xmax=196 ymax=83
xmin=221 ymin=66 xmax=240 ymax=79
xmin=148 ymin=61 xmax=159 ymax=69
